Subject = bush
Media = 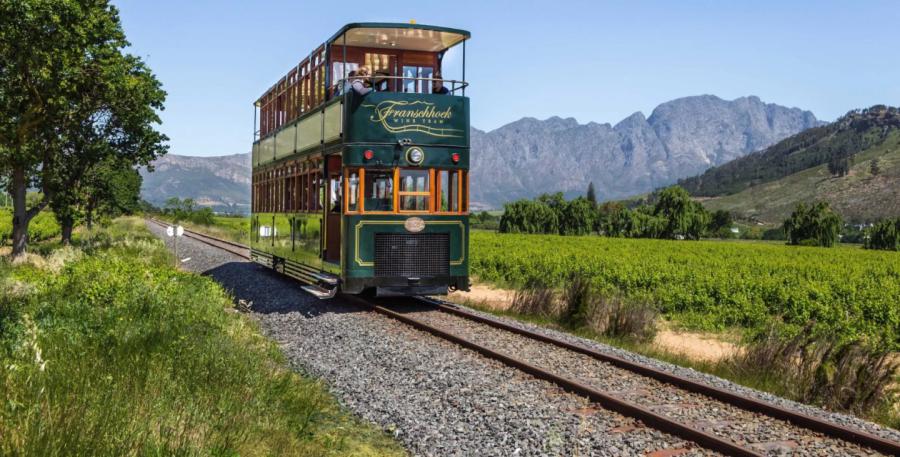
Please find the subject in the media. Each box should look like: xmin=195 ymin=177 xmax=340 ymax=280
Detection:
xmin=499 ymin=199 xmax=558 ymax=234
xmin=784 ymin=201 xmax=842 ymax=247
xmin=865 ymin=217 xmax=900 ymax=251
xmin=729 ymin=326 xmax=898 ymax=417
xmin=509 ymin=283 xmax=558 ymax=318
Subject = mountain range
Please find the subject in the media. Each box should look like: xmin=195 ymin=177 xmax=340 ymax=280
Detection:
xmin=470 ymin=95 xmax=822 ymax=208
xmin=140 ymin=153 xmax=250 ymax=213
xmin=140 ymin=95 xmax=822 ymax=211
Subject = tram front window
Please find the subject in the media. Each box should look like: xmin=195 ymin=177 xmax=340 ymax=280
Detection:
xmin=364 ymin=170 xmax=393 ymax=211
xmin=400 ymin=169 xmax=430 ymax=211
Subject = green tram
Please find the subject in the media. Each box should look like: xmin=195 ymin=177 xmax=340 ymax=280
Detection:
xmin=250 ymin=23 xmax=471 ymax=298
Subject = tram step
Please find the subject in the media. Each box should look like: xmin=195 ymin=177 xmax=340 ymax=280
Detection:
xmin=310 ymin=272 xmax=339 ymax=285
xmin=301 ymin=284 xmax=338 ymax=300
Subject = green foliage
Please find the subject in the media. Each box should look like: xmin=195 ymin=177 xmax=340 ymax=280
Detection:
xmin=162 ymin=197 xmax=215 ymax=225
xmin=499 ymin=198 xmax=558 ymax=234
xmin=0 ymin=208 xmax=60 ymax=244
xmin=470 ymin=211 xmax=500 ymax=231
xmin=558 ymin=197 xmax=596 ymax=236
xmin=0 ymin=218 xmax=402 ymax=456
xmin=470 ymin=231 xmax=900 ymax=351
xmin=784 ymin=202 xmax=842 ymax=247
xmin=708 ymin=210 xmax=735 ymax=238
xmin=865 ymin=217 xmax=900 ymax=251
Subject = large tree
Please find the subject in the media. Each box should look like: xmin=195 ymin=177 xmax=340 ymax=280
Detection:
xmin=784 ymin=201 xmax=842 ymax=247
xmin=0 ymin=0 xmax=166 ymax=253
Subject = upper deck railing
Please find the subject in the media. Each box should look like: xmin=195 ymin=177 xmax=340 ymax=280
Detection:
xmin=253 ymin=76 xmax=468 ymax=143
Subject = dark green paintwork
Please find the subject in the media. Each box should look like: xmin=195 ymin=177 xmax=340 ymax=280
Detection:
xmin=342 ymin=214 xmax=469 ymax=279
xmin=345 ymin=92 xmax=469 ymax=148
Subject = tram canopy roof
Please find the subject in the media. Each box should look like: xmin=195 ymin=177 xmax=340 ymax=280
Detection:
xmin=328 ymin=23 xmax=470 ymax=53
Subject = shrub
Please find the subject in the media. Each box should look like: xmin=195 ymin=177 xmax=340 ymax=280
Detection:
xmin=784 ymin=201 xmax=842 ymax=247
xmin=509 ymin=283 xmax=558 ymax=318
xmin=729 ymin=326 xmax=898 ymax=416
xmin=499 ymin=199 xmax=558 ymax=234
xmin=584 ymin=294 xmax=658 ymax=342
xmin=865 ymin=217 xmax=900 ymax=251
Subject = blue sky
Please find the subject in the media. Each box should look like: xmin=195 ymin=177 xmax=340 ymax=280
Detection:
xmin=116 ymin=0 xmax=900 ymax=157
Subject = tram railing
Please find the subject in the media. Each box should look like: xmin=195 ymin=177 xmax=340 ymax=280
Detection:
xmin=334 ymin=75 xmax=468 ymax=97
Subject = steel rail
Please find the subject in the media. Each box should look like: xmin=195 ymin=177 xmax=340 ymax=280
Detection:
xmin=342 ymin=294 xmax=761 ymax=457
xmin=146 ymin=222 xmax=900 ymax=456
xmin=146 ymin=218 xmax=251 ymax=259
xmin=418 ymin=297 xmax=900 ymax=456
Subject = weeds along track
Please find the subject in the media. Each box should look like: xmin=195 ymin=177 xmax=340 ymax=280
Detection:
xmin=146 ymin=219 xmax=900 ymax=456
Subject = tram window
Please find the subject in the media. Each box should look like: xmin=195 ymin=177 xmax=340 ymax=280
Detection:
xmin=346 ymin=170 xmax=359 ymax=212
xmin=329 ymin=175 xmax=342 ymax=213
xmin=364 ymin=170 xmax=394 ymax=212
xmin=402 ymin=66 xmax=433 ymax=94
xmin=399 ymin=169 xmax=430 ymax=211
xmin=438 ymin=169 xmax=459 ymax=212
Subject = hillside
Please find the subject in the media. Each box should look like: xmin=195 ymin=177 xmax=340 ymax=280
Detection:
xmin=680 ymin=106 xmax=900 ymax=197
xmin=694 ymin=107 xmax=900 ymax=223
xmin=140 ymin=153 xmax=251 ymax=213
xmin=702 ymin=130 xmax=900 ymax=223
xmin=471 ymin=95 xmax=822 ymax=208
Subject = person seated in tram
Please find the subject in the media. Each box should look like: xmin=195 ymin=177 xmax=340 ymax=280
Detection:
xmin=432 ymin=72 xmax=450 ymax=95
xmin=372 ymin=69 xmax=392 ymax=91
xmin=351 ymin=66 xmax=372 ymax=95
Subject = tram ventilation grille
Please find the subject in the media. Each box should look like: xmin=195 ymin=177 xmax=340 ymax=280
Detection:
xmin=375 ymin=233 xmax=450 ymax=278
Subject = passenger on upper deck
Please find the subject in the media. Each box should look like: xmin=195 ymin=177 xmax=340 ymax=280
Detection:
xmin=432 ymin=73 xmax=450 ymax=95
xmin=351 ymin=66 xmax=372 ymax=95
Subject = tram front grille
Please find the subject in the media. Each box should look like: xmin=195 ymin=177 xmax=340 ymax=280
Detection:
xmin=374 ymin=233 xmax=450 ymax=278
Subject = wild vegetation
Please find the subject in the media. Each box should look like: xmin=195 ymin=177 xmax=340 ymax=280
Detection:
xmin=0 ymin=218 xmax=403 ymax=456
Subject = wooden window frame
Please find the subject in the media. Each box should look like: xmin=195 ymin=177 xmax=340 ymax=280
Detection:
xmin=344 ymin=167 xmax=362 ymax=214
xmin=397 ymin=168 xmax=433 ymax=214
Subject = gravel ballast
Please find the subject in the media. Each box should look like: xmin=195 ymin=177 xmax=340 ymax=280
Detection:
xmin=405 ymin=306 xmax=887 ymax=456
xmin=146 ymin=221 xmax=899 ymax=455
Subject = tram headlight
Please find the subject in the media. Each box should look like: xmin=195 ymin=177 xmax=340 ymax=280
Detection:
xmin=451 ymin=152 xmax=460 ymax=163
xmin=363 ymin=149 xmax=374 ymax=161
xmin=406 ymin=147 xmax=425 ymax=165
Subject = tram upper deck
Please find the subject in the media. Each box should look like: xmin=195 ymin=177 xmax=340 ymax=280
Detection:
xmin=251 ymin=22 xmax=470 ymax=167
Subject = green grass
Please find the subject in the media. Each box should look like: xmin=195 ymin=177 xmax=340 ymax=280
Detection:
xmin=470 ymin=231 xmax=900 ymax=350
xmin=0 ymin=217 xmax=404 ymax=456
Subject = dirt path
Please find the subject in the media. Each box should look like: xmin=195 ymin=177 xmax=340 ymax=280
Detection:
xmin=449 ymin=282 xmax=741 ymax=362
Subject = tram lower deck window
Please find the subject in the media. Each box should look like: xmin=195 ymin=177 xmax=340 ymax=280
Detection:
xmin=364 ymin=170 xmax=394 ymax=212
xmin=399 ymin=169 xmax=430 ymax=212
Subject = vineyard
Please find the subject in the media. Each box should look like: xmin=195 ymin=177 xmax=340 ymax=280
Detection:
xmin=470 ymin=231 xmax=900 ymax=350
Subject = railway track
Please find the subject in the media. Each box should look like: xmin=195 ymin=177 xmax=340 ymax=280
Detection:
xmin=147 ymin=218 xmax=900 ymax=456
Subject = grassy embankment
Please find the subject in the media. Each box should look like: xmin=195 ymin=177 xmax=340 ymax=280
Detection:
xmin=0 ymin=217 xmax=404 ymax=456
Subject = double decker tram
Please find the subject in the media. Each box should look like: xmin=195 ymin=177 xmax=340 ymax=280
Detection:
xmin=250 ymin=23 xmax=471 ymax=298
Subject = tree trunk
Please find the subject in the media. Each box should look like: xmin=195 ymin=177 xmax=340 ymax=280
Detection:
xmin=60 ymin=218 xmax=74 ymax=245
xmin=11 ymin=166 xmax=29 ymax=257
